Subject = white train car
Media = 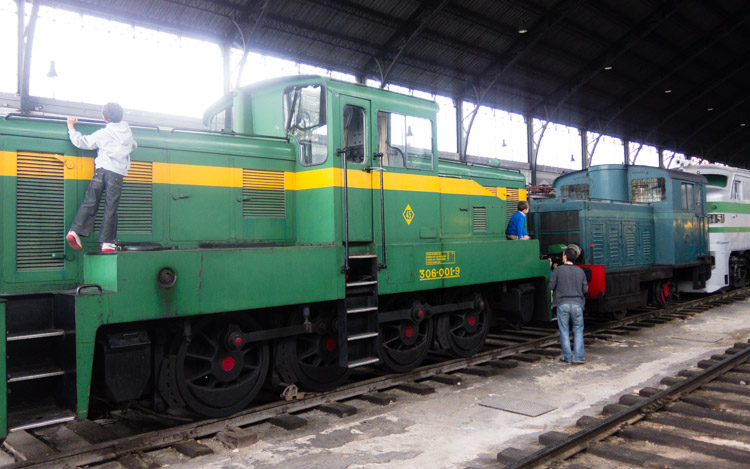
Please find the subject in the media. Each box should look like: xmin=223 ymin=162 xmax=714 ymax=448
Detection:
xmin=680 ymin=164 xmax=750 ymax=292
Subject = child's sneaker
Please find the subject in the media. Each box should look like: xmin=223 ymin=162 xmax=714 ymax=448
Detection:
xmin=101 ymin=242 xmax=117 ymax=253
xmin=66 ymin=230 xmax=82 ymax=250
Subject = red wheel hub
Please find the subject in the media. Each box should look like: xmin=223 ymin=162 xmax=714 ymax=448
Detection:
xmin=325 ymin=338 xmax=336 ymax=352
xmin=221 ymin=356 xmax=235 ymax=371
xmin=404 ymin=325 xmax=414 ymax=337
xmin=468 ymin=315 xmax=476 ymax=326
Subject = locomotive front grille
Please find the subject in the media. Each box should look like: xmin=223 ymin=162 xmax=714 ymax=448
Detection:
xmin=16 ymin=153 xmax=65 ymax=270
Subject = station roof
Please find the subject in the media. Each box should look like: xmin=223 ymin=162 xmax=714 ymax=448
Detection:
xmin=37 ymin=0 xmax=750 ymax=167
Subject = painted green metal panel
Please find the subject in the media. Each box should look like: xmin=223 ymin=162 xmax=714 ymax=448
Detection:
xmin=83 ymin=246 xmax=343 ymax=324
xmin=0 ymin=299 xmax=6 ymax=438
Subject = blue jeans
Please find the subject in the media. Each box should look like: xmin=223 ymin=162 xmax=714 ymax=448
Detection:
xmin=70 ymin=168 xmax=123 ymax=244
xmin=557 ymin=304 xmax=584 ymax=362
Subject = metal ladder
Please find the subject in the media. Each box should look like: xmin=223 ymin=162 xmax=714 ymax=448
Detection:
xmin=4 ymin=294 xmax=77 ymax=433
xmin=339 ymin=252 xmax=380 ymax=368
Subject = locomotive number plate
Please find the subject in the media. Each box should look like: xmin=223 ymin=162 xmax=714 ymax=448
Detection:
xmin=707 ymin=213 xmax=725 ymax=224
xmin=419 ymin=267 xmax=461 ymax=281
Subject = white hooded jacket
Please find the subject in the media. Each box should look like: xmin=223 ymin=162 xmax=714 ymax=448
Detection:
xmin=69 ymin=121 xmax=137 ymax=176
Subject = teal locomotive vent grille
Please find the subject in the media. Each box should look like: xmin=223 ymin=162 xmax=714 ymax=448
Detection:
xmin=16 ymin=153 xmax=65 ymax=270
xmin=591 ymin=223 xmax=604 ymax=264
xmin=642 ymin=225 xmax=653 ymax=261
xmin=242 ymin=169 xmax=286 ymax=218
xmin=473 ymin=206 xmax=487 ymax=232
xmin=94 ymin=161 xmax=153 ymax=233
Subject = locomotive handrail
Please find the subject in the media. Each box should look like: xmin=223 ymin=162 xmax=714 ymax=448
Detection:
xmin=3 ymin=113 xmax=160 ymax=132
xmin=75 ymin=284 xmax=103 ymax=295
xmin=374 ymin=152 xmax=387 ymax=270
xmin=338 ymin=146 xmax=351 ymax=274
xmin=168 ymin=127 xmax=290 ymax=142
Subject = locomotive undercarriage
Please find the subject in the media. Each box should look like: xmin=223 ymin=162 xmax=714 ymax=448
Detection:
xmin=87 ymin=279 xmax=541 ymax=419
xmin=729 ymin=251 xmax=750 ymax=288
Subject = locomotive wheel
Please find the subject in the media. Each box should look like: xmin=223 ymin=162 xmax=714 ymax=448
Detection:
xmin=379 ymin=315 xmax=434 ymax=373
xmin=175 ymin=317 xmax=269 ymax=418
xmin=652 ymin=279 xmax=673 ymax=308
xmin=611 ymin=309 xmax=627 ymax=320
xmin=276 ymin=310 xmax=351 ymax=392
xmin=436 ymin=294 xmax=489 ymax=358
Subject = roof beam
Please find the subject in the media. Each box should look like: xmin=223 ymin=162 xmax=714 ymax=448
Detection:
xmin=461 ymin=0 xmax=585 ymax=157
xmin=676 ymin=92 xmax=750 ymax=152
xmin=642 ymin=50 xmax=750 ymax=144
xmin=366 ymin=0 xmax=450 ymax=87
xmin=469 ymin=0 xmax=585 ymax=94
xmin=528 ymin=0 xmax=684 ymax=118
xmin=591 ymin=3 xmax=750 ymax=138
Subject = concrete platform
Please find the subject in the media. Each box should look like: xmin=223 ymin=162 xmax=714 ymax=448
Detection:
xmin=177 ymin=299 xmax=750 ymax=468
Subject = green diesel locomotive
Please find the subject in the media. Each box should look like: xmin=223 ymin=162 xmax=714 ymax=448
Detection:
xmin=0 ymin=76 xmax=549 ymax=435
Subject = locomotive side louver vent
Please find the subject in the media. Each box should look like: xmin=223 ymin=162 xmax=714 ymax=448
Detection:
xmin=591 ymin=223 xmax=604 ymax=264
xmin=505 ymin=188 xmax=520 ymax=224
xmin=624 ymin=223 xmax=636 ymax=264
xmin=642 ymin=225 xmax=653 ymax=261
xmin=94 ymin=161 xmax=153 ymax=233
xmin=16 ymin=153 xmax=65 ymax=270
xmin=242 ymin=169 xmax=285 ymax=218
xmin=607 ymin=223 xmax=620 ymax=265
xmin=473 ymin=206 xmax=487 ymax=232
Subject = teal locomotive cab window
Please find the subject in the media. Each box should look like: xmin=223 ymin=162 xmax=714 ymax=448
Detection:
xmin=560 ymin=184 xmax=589 ymax=199
xmin=681 ymin=182 xmax=695 ymax=210
xmin=377 ymin=111 xmax=433 ymax=170
xmin=284 ymin=84 xmax=328 ymax=166
xmin=632 ymin=177 xmax=665 ymax=203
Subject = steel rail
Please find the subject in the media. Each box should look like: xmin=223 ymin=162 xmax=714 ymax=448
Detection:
xmin=9 ymin=286 xmax=750 ymax=468
xmin=504 ymin=330 xmax=750 ymax=468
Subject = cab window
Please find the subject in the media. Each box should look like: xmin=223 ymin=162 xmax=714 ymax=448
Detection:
xmin=560 ymin=184 xmax=589 ymax=199
xmin=681 ymin=182 xmax=695 ymax=210
xmin=343 ymin=105 xmax=366 ymax=164
xmin=377 ymin=111 xmax=433 ymax=170
xmin=632 ymin=177 xmax=665 ymax=203
xmin=283 ymin=84 xmax=328 ymax=166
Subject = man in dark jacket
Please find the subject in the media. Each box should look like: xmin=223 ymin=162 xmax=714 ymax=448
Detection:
xmin=549 ymin=246 xmax=588 ymax=364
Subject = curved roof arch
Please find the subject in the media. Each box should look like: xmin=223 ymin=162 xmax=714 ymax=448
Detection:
xmin=29 ymin=0 xmax=750 ymax=166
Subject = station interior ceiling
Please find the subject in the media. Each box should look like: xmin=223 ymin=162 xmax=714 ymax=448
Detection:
xmin=21 ymin=0 xmax=750 ymax=167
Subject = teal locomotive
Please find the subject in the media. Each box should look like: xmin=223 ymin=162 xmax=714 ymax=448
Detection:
xmin=531 ymin=164 xmax=711 ymax=317
xmin=0 ymin=76 xmax=550 ymax=436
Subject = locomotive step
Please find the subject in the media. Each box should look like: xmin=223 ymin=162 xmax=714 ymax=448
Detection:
xmin=347 ymin=332 xmax=378 ymax=342
xmin=7 ymin=405 xmax=75 ymax=432
xmin=348 ymin=253 xmax=377 ymax=259
xmin=346 ymin=280 xmax=378 ymax=287
xmin=7 ymin=329 xmax=66 ymax=342
xmin=347 ymin=357 xmax=380 ymax=368
xmin=347 ymin=306 xmax=378 ymax=314
xmin=7 ymin=366 xmax=65 ymax=383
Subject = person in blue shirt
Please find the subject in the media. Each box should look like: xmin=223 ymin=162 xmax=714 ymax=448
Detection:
xmin=506 ymin=201 xmax=531 ymax=240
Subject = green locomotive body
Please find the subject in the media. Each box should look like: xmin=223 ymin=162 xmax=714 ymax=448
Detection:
xmin=0 ymin=76 xmax=549 ymax=435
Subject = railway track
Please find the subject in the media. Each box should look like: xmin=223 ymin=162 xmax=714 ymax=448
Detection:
xmin=3 ymin=286 xmax=749 ymax=468
xmin=498 ymin=338 xmax=750 ymax=468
